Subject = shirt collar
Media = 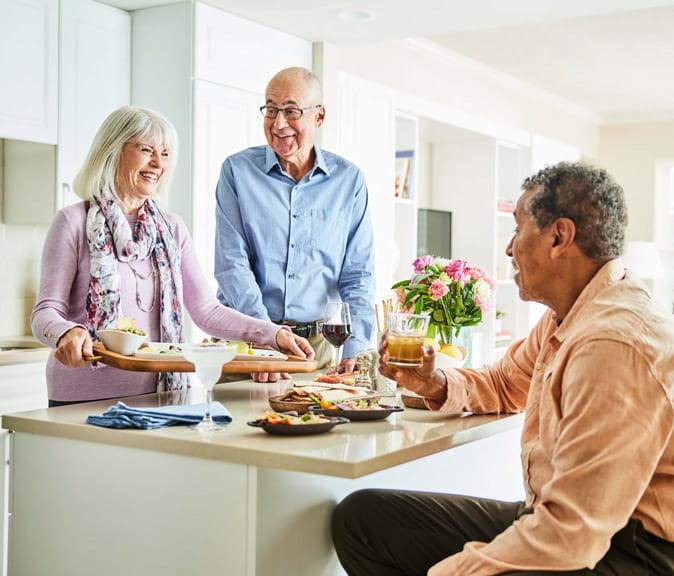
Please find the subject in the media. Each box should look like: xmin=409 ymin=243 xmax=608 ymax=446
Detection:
xmin=263 ymin=145 xmax=330 ymax=180
xmin=553 ymin=258 xmax=626 ymax=340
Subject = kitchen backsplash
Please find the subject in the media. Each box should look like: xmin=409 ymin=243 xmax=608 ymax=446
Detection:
xmin=1 ymin=138 xmax=48 ymax=338
xmin=0 ymin=223 xmax=47 ymax=338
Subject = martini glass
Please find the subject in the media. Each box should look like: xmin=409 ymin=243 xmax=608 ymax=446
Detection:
xmin=182 ymin=341 xmax=238 ymax=431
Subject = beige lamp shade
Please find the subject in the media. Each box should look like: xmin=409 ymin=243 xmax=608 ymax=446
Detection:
xmin=624 ymin=241 xmax=665 ymax=279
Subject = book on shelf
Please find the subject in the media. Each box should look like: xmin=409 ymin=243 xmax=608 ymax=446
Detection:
xmin=495 ymin=331 xmax=513 ymax=347
xmin=395 ymin=150 xmax=415 ymax=200
xmin=497 ymin=200 xmax=515 ymax=213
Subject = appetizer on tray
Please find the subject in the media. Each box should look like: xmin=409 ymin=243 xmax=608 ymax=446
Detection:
xmin=269 ymin=382 xmax=378 ymax=414
xmin=309 ymin=398 xmax=404 ymax=421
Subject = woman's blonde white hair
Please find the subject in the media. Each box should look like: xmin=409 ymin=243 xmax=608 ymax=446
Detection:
xmin=73 ymin=105 xmax=178 ymax=202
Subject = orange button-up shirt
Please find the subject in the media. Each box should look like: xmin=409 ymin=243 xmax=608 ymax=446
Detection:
xmin=432 ymin=259 xmax=674 ymax=575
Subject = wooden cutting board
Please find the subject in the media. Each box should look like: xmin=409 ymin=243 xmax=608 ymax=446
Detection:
xmin=91 ymin=342 xmax=318 ymax=373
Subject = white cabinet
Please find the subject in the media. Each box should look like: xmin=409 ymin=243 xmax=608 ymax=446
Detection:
xmin=57 ymin=0 xmax=130 ymax=210
xmin=1 ymin=0 xmax=129 ymax=225
xmin=0 ymin=360 xmax=47 ymax=576
xmin=0 ymin=0 xmax=58 ymax=144
xmin=194 ymin=5 xmax=312 ymax=93
xmin=132 ymin=1 xmax=312 ymax=256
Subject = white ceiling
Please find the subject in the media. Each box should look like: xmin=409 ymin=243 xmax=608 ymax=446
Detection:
xmin=107 ymin=0 xmax=674 ymax=124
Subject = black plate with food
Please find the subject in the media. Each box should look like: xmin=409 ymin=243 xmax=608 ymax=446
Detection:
xmin=247 ymin=416 xmax=350 ymax=436
xmin=309 ymin=404 xmax=404 ymax=421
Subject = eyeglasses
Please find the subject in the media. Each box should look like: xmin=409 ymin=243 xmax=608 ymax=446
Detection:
xmin=259 ymin=105 xmax=321 ymax=121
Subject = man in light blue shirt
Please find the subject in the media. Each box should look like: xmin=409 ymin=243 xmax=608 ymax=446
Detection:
xmin=215 ymin=67 xmax=376 ymax=382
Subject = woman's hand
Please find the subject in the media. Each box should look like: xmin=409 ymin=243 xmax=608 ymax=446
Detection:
xmin=275 ymin=328 xmax=315 ymax=360
xmin=378 ymin=334 xmax=448 ymax=404
xmin=54 ymin=327 xmax=95 ymax=368
xmin=251 ymin=329 xmax=316 ymax=384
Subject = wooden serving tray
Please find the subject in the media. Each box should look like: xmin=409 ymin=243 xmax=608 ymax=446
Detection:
xmin=400 ymin=392 xmax=429 ymax=410
xmin=91 ymin=342 xmax=318 ymax=373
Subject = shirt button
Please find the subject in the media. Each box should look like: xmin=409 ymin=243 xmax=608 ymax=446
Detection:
xmin=290 ymin=243 xmax=295 ymax=248
xmin=292 ymin=214 xmax=298 ymax=218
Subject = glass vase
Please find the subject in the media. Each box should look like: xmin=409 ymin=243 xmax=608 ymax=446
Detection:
xmin=429 ymin=324 xmax=473 ymax=367
xmin=428 ymin=323 xmax=458 ymax=346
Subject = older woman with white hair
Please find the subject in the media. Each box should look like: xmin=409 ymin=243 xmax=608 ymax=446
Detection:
xmin=32 ymin=106 xmax=313 ymax=406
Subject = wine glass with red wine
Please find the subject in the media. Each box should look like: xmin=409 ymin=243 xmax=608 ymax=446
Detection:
xmin=321 ymin=301 xmax=352 ymax=371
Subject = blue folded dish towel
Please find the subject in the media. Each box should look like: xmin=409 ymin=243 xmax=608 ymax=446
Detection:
xmin=87 ymin=401 xmax=233 ymax=429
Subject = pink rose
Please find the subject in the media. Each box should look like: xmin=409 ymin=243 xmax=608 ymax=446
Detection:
xmin=444 ymin=259 xmax=469 ymax=282
xmin=429 ymin=279 xmax=449 ymax=301
xmin=467 ymin=265 xmax=496 ymax=290
xmin=413 ymin=255 xmax=434 ymax=273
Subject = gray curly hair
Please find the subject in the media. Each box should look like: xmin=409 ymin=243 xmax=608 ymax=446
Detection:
xmin=521 ymin=161 xmax=628 ymax=260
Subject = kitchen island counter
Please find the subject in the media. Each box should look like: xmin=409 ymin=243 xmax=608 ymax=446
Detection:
xmin=3 ymin=379 xmax=522 ymax=479
xmin=2 ymin=378 xmax=524 ymax=576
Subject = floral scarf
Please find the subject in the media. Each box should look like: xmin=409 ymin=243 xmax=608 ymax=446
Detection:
xmin=86 ymin=187 xmax=187 ymax=391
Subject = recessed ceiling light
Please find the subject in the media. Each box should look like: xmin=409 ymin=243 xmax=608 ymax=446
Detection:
xmin=338 ymin=9 xmax=376 ymax=23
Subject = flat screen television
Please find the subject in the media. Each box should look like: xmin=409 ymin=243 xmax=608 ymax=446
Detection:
xmin=417 ymin=208 xmax=452 ymax=258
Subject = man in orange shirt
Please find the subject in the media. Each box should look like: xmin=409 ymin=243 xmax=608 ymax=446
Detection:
xmin=332 ymin=162 xmax=674 ymax=575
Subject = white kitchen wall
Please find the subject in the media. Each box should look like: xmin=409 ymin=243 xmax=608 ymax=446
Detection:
xmin=599 ymin=121 xmax=674 ymax=241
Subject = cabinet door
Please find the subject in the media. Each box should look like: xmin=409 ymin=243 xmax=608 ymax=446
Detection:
xmin=192 ymin=82 xmax=264 ymax=293
xmin=58 ymin=0 xmax=130 ymax=210
xmin=0 ymin=0 xmax=58 ymax=143
xmin=194 ymin=3 xmax=312 ymax=92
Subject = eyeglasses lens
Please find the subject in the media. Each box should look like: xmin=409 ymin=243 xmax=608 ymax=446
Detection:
xmin=261 ymin=107 xmax=304 ymax=120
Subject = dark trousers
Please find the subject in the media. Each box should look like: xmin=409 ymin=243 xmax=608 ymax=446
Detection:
xmin=332 ymin=489 xmax=674 ymax=576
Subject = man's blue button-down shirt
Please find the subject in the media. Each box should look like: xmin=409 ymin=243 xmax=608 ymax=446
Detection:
xmin=214 ymin=145 xmax=375 ymax=359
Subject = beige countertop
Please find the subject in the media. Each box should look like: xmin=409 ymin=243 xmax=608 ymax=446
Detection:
xmin=2 ymin=377 xmax=524 ymax=479
xmin=0 ymin=335 xmax=50 ymax=365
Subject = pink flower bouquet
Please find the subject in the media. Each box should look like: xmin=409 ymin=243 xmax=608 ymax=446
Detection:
xmin=392 ymin=255 xmax=495 ymax=345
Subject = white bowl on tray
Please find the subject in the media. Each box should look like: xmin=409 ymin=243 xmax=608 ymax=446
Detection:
xmin=98 ymin=329 xmax=146 ymax=356
xmin=433 ymin=347 xmax=467 ymax=370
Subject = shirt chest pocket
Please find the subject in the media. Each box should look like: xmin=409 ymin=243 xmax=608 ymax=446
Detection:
xmin=310 ymin=208 xmax=347 ymax=252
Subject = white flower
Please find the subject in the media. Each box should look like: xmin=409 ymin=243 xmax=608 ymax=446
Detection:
xmin=475 ymin=279 xmax=492 ymax=302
